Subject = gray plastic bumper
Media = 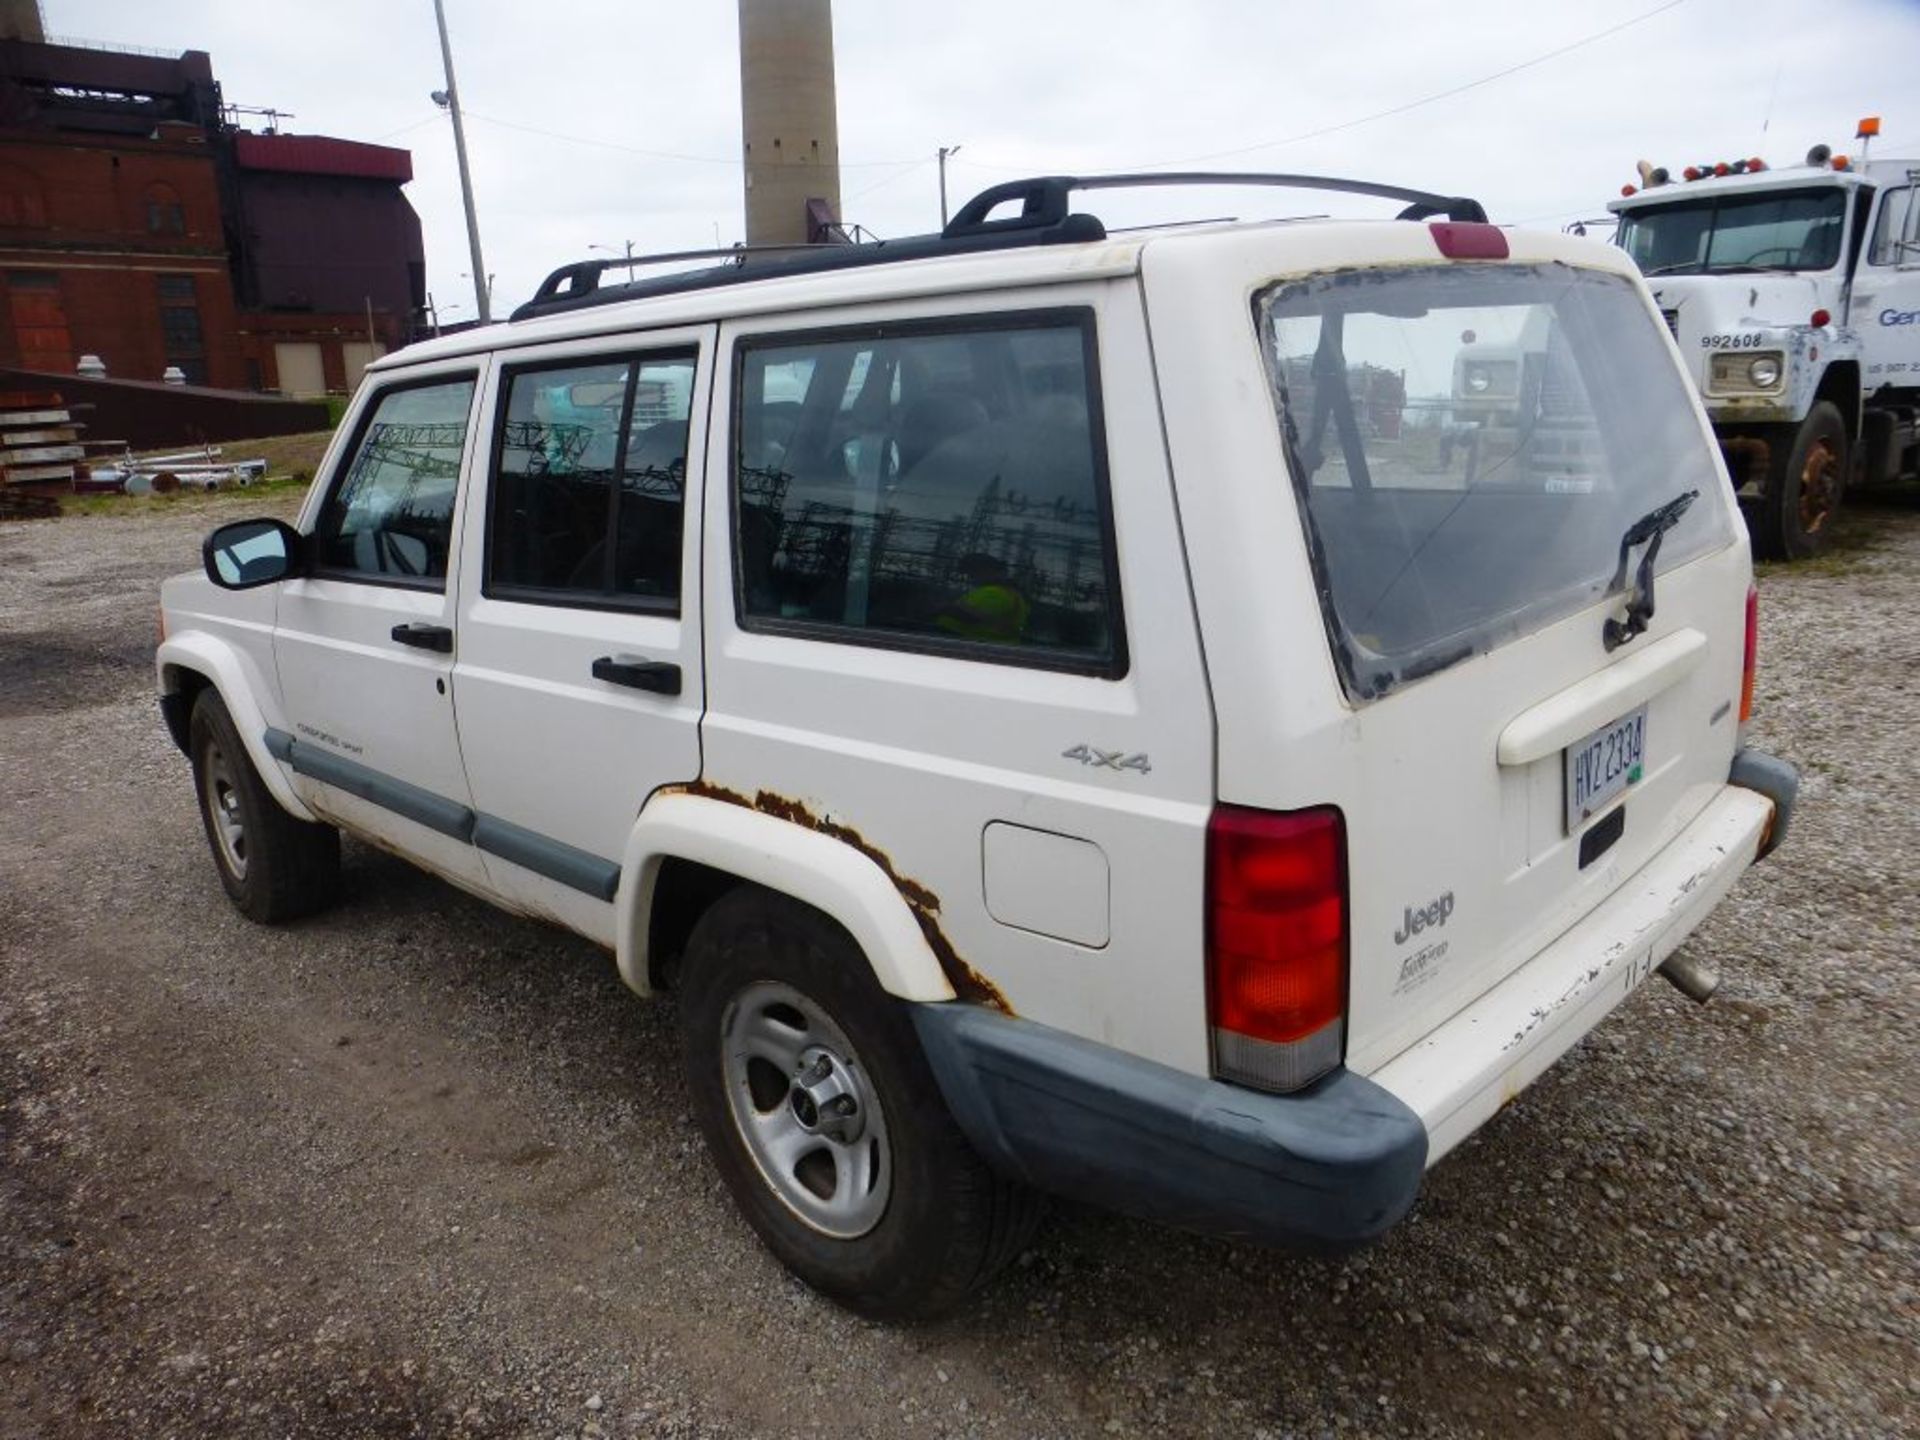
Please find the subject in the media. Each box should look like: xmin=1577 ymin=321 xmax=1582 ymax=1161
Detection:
xmin=912 ymin=1004 xmax=1428 ymax=1251
xmin=1730 ymin=746 xmax=1798 ymax=859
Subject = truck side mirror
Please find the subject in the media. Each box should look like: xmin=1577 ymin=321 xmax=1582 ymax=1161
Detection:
xmin=203 ymin=517 xmax=304 ymax=590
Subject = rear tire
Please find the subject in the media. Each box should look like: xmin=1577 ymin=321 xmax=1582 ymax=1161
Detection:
xmin=188 ymin=690 xmax=339 ymax=923
xmin=1754 ymin=402 xmax=1846 ymax=561
xmin=676 ymin=887 xmax=1040 ymax=1319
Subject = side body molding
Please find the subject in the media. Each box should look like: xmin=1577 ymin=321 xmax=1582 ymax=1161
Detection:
xmin=157 ymin=631 xmax=318 ymax=822
xmin=615 ymin=791 xmax=958 ymax=1004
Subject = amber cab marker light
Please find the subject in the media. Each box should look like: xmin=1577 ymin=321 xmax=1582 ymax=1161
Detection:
xmin=1833 ymin=155 xmax=1851 ymax=171
xmin=1748 ymin=157 xmax=1767 ymax=171
xmin=1740 ymin=586 xmax=1759 ymax=725
xmin=1621 ymin=184 xmax=1638 ymax=197
xmin=1683 ymin=165 xmax=1702 ymax=181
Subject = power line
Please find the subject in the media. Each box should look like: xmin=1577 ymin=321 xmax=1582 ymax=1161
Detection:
xmin=956 ymin=0 xmax=1692 ymax=176
xmin=843 ymin=158 xmax=933 ymax=206
xmin=369 ymin=113 xmax=444 ymax=143
xmin=1142 ymin=0 xmax=1693 ymax=167
xmin=462 ymin=110 xmax=920 ymax=169
xmin=464 ymin=110 xmax=733 ymax=164
xmin=1509 ymin=133 xmax=1920 ymax=229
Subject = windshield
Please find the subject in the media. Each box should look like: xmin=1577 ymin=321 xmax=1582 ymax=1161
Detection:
xmin=1616 ymin=186 xmax=1848 ymax=274
xmin=1257 ymin=264 xmax=1731 ymax=701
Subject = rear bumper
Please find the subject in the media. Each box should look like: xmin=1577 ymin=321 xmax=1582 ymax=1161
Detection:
xmin=912 ymin=1004 xmax=1427 ymax=1251
xmin=1370 ymin=773 xmax=1779 ymax=1164
xmin=1730 ymin=745 xmax=1798 ymax=858
xmin=913 ymin=750 xmax=1795 ymax=1247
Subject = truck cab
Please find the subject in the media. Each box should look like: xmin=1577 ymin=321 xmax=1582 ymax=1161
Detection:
xmin=1607 ymin=127 xmax=1920 ymax=558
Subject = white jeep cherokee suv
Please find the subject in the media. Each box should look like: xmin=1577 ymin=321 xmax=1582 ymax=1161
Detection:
xmin=157 ymin=174 xmax=1798 ymax=1319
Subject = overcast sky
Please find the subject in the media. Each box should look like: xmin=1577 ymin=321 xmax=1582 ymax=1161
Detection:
xmin=49 ymin=0 xmax=1920 ymax=322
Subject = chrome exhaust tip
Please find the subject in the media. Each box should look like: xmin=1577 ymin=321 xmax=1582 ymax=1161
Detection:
xmin=1658 ymin=952 xmax=1719 ymax=1004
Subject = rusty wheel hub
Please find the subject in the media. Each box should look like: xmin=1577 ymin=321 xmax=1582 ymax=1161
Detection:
xmin=1799 ymin=439 xmax=1838 ymax=534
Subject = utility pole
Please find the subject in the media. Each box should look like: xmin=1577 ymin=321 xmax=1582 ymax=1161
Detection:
xmin=432 ymin=0 xmax=491 ymax=323
xmin=938 ymin=144 xmax=962 ymax=226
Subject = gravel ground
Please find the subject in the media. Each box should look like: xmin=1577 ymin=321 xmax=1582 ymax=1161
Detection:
xmin=2 ymin=491 xmax=1916 ymax=1439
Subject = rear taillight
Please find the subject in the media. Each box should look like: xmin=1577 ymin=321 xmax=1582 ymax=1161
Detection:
xmin=1205 ymin=804 xmax=1347 ymax=1093
xmin=1740 ymin=585 xmax=1758 ymax=724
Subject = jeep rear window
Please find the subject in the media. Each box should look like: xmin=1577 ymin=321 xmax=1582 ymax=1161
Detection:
xmin=1257 ymin=264 xmax=1731 ymax=702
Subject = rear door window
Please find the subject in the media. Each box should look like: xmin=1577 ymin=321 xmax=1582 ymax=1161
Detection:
xmin=486 ymin=352 xmax=695 ymax=608
xmin=1257 ymin=264 xmax=1731 ymax=701
xmin=733 ymin=313 xmax=1124 ymax=673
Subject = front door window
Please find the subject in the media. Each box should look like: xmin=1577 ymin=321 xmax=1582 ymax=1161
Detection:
xmin=314 ymin=378 xmax=476 ymax=584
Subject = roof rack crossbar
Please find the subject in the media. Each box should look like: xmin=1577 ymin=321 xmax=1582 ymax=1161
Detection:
xmin=522 ymin=241 xmax=841 ymax=311
xmin=942 ymin=172 xmax=1488 ymax=237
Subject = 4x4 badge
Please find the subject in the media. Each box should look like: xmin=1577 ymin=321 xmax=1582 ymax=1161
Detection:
xmin=1062 ymin=744 xmax=1150 ymax=775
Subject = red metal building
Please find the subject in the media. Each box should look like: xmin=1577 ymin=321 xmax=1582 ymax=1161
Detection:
xmin=0 ymin=32 xmax=424 ymax=397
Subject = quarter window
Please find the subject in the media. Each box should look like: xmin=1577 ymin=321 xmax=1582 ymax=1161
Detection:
xmin=315 ymin=378 xmax=476 ymax=584
xmin=734 ymin=316 xmax=1120 ymax=670
xmin=487 ymin=353 xmax=693 ymax=605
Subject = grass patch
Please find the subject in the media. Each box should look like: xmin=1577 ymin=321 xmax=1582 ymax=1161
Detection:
xmin=59 ymin=429 xmax=333 ymax=518
xmin=61 ymin=474 xmax=312 ymax=518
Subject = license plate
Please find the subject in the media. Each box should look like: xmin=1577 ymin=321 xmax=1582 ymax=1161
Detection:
xmin=1565 ymin=705 xmax=1646 ymax=831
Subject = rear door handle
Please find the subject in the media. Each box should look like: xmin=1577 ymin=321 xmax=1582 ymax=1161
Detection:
xmin=592 ymin=654 xmax=681 ymax=695
xmin=390 ymin=622 xmax=454 ymax=653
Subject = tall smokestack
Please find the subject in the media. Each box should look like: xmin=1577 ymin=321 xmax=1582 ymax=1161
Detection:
xmin=737 ymin=0 xmax=841 ymax=246
xmin=0 ymin=2 xmax=46 ymax=42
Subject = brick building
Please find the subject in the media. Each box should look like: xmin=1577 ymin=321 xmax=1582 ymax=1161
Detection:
xmin=229 ymin=133 xmax=425 ymax=396
xmin=0 ymin=18 xmax=425 ymax=397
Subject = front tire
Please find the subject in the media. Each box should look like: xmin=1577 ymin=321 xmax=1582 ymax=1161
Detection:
xmin=676 ymin=887 xmax=1039 ymax=1319
xmin=1754 ymin=401 xmax=1847 ymax=561
xmin=188 ymin=690 xmax=339 ymax=923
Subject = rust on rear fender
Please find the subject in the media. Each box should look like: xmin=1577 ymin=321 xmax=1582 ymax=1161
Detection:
xmin=670 ymin=781 xmax=1012 ymax=1013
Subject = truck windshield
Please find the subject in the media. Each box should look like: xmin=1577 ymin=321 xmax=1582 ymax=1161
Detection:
xmin=1616 ymin=186 xmax=1848 ymax=274
xmin=1257 ymin=264 xmax=1731 ymax=701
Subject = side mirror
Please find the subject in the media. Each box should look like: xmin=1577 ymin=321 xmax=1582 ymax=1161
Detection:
xmin=203 ymin=518 xmax=303 ymax=590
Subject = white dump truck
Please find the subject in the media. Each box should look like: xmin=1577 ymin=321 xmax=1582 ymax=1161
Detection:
xmin=1607 ymin=119 xmax=1920 ymax=558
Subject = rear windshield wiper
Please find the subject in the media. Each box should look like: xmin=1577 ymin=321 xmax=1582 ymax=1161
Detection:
xmin=1603 ymin=489 xmax=1699 ymax=651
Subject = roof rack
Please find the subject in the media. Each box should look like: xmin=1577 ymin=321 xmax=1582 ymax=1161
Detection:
xmin=511 ymin=171 xmax=1490 ymax=323
xmin=941 ymin=172 xmax=1487 ymax=237
xmin=520 ymin=241 xmax=838 ymax=311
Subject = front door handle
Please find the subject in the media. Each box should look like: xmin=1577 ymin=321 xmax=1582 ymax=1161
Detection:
xmin=592 ymin=654 xmax=681 ymax=695
xmin=390 ymin=622 xmax=454 ymax=653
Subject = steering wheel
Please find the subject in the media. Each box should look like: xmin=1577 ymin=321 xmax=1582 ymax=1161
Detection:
xmin=1735 ymin=247 xmax=1802 ymax=267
